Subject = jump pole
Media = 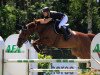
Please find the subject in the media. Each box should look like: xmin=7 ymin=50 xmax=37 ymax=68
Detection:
xmin=2 ymin=50 xmax=4 ymax=75
xmin=28 ymin=49 xmax=29 ymax=75
xmin=29 ymin=69 xmax=83 ymax=72
xmin=4 ymin=59 xmax=90 ymax=63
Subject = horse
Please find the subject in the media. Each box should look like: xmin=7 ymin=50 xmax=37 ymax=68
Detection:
xmin=17 ymin=19 xmax=95 ymax=59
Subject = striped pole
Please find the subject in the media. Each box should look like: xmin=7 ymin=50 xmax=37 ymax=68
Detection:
xmin=29 ymin=69 xmax=83 ymax=72
xmin=4 ymin=59 xmax=90 ymax=63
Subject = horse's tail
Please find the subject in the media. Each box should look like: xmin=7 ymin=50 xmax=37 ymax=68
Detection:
xmin=87 ymin=33 xmax=95 ymax=41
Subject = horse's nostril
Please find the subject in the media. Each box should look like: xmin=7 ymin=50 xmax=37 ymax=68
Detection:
xmin=17 ymin=42 xmax=21 ymax=48
xmin=18 ymin=44 xmax=21 ymax=48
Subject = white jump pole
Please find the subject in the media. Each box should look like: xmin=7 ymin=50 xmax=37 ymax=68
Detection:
xmin=4 ymin=59 xmax=90 ymax=63
xmin=29 ymin=69 xmax=82 ymax=72
xmin=2 ymin=50 xmax=4 ymax=75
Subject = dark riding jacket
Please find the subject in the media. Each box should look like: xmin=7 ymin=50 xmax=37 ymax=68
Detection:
xmin=42 ymin=11 xmax=65 ymax=21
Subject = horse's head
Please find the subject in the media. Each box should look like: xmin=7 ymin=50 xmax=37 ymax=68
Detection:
xmin=17 ymin=22 xmax=36 ymax=48
xmin=17 ymin=29 xmax=29 ymax=48
xmin=17 ymin=19 xmax=46 ymax=48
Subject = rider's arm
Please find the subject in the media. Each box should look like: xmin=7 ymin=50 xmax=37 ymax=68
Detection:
xmin=40 ymin=18 xmax=52 ymax=24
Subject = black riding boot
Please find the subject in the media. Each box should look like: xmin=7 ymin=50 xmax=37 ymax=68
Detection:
xmin=61 ymin=26 xmax=69 ymax=40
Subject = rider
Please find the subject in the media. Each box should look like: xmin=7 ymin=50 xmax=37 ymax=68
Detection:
xmin=40 ymin=7 xmax=69 ymax=40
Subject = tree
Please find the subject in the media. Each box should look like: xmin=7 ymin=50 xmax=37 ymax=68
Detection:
xmin=87 ymin=0 xmax=93 ymax=33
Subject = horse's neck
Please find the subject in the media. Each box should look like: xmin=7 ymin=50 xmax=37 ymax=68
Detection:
xmin=38 ymin=23 xmax=58 ymax=46
xmin=37 ymin=22 xmax=54 ymax=34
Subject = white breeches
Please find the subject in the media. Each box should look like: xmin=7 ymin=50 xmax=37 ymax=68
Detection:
xmin=59 ymin=15 xmax=68 ymax=28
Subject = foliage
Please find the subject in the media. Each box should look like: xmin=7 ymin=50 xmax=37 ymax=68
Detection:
xmin=38 ymin=53 xmax=52 ymax=75
xmin=38 ymin=53 xmax=52 ymax=69
xmin=0 ymin=5 xmax=16 ymax=38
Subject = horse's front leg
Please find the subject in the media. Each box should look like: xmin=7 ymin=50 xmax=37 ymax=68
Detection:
xmin=32 ymin=40 xmax=41 ymax=53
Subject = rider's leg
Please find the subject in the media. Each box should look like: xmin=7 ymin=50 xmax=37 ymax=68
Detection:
xmin=58 ymin=15 xmax=68 ymax=28
xmin=61 ymin=26 xmax=69 ymax=40
xmin=59 ymin=15 xmax=69 ymax=40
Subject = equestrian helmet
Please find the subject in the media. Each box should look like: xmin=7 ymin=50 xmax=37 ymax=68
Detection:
xmin=42 ymin=7 xmax=50 ymax=12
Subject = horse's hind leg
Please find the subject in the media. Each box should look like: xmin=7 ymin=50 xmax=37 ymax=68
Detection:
xmin=71 ymin=48 xmax=90 ymax=59
xmin=71 ymin=49 xmax=80 ymax=58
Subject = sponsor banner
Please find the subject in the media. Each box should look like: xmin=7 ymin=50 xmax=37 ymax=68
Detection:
xmin=91 ymin=33 xmax=100 ymax=70
xmin=44 ymin=62 xmax=78 ymax=75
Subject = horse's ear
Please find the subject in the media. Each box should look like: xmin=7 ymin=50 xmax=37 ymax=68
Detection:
xmin=18 ymin=30 xmax=21 ymax=34
xmin=22 ymin=25 xmax=28 ymax=30
xmin=22 ymin=28 xmax=27 ymax=32
xmin=22 ymin=28 xmax=24 ymax=31
xmin=33 ymin=18 xmax=36 ymax=21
